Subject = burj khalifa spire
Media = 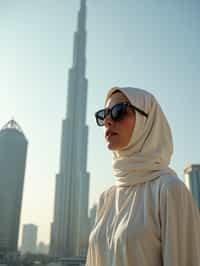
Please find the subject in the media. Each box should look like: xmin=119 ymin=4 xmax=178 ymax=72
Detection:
xmin=50 ymin=0 xmax=90 ymax=258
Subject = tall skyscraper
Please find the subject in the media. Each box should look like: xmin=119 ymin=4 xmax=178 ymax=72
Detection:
xmin=0 ymin=119 xmax=28 ymax=255
xmin=51 ymin=0 xmax=90 ymax=258
xmin=184 ymin=164 xmax=200 ymax=211
xmin=21 ymin=224 xmax=38 ymax=254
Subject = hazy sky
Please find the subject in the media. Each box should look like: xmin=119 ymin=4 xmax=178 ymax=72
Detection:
xmin=0 ymin=0 xmax=199 ymax=245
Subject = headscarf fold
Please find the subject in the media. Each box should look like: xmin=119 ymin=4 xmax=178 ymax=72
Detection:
xmin=105 ymin=87 xmax=177 ymax=187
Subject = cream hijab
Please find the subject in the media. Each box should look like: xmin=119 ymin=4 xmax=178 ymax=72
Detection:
xmin=105 ymin=87 xmax=177 ymax=187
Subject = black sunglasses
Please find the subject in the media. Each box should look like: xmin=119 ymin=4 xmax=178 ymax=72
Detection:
xmin=95 ymin=102 xmax=148 ymax=126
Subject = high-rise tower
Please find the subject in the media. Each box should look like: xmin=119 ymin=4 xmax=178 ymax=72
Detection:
xmin=0 ymin=119 xmax=28 ymax=255
xmin=21 ymin=224 xmax=38 ymax=254
xmin=184 ymin=164 xmax=200 ymax=211
xmin=51 ymin=0 xmax=90 ymax=257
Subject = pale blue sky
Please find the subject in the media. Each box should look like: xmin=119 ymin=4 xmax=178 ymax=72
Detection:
xmin=0 ymin=0 xmax=199 ymax=245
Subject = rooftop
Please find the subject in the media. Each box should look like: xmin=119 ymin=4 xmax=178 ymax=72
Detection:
xmin=184 ymin=164 xmax=200 ymax=174
xmin=0 ymin=119 xmax=26 ymax=139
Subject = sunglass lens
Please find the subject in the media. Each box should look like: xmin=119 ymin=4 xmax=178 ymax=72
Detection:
xmin=96 ymin=109 xmax=105 ymax=126
xmin=111 ymin=103 xmax=125 ymax=121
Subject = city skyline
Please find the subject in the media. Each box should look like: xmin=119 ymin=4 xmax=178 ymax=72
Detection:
xmin=0 ymin=0 xmax=199 ymax=245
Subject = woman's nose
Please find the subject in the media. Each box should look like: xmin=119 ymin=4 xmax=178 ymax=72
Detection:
xmin=104 ymin=114 xmax=113 ymax=127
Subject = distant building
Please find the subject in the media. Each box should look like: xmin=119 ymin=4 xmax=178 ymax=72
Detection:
xmin=49 ymin=222 xmax=55 ymax=256
xmin=47 ymin=263 xmax=61 ymax=266
xmin=37 ymin=241 xmax=49 ymax=254
xmin=184 ymin=164 xmax=200 ymax=211
xmin=0 ymin=120 xmax=28 ymax=255
xmin=21 ymin=224 xmax=38 ymax=254
xmin=50 ymin=0 xmax=90 ymax=258
xmin=56 ymin=257 xmax=85 ymax=266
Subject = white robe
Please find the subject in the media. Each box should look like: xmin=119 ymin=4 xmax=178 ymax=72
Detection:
xmin=86 ymin=175 xmax=200 ymax=266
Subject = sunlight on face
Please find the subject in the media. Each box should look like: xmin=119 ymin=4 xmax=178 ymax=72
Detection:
xmin=104 ymin=92 xmax=136 ymax=150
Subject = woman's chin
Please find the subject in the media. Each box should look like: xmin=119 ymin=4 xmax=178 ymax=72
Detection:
xmin=107 ymin=141 xmax=120 ymax=151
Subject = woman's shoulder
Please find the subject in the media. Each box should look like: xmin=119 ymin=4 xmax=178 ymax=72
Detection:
xmin=157 ymin=174 xmax=194 ymax=205
xmin=158 ymin=174 xmax=187 ymax=192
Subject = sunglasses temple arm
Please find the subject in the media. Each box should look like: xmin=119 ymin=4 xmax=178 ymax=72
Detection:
xmin=132 ymin=105 xmax=148 ymax=118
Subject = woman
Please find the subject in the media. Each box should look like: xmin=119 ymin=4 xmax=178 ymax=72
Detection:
xmin=86 ymin=86 xmax=200 ymax=266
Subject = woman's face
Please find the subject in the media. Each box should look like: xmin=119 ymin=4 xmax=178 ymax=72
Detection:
xmin=104 ymin=92 xmax=136 ymax=150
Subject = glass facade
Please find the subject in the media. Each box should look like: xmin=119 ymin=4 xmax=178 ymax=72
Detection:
xmin=0 ymin=120 xmax=28 ymax=254
xmin=184 ymin=165 xmax=200 ymax=211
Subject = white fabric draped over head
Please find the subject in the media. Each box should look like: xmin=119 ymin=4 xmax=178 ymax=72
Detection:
xmin=105 ymin=87 xmax=177 ymax=187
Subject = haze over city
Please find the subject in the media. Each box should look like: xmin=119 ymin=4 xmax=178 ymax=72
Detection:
xmin=0 ymin=0 xmax=199 ymax=247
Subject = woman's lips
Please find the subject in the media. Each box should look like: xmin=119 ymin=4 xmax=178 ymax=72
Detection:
xmin=105 ymin=130 xmax=118 ymax=140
